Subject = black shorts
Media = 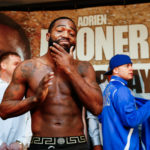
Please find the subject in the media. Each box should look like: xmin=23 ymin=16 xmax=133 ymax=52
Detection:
xmin=28 ymin=135 xmax=90 ymax=150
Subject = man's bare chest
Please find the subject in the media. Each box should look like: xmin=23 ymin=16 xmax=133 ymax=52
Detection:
xmin=27 ymin=67 xmax=72 ymax=96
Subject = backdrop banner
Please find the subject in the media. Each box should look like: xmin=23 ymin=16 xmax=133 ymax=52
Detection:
xmin=1 ymin=2 xmax=150 ymax=98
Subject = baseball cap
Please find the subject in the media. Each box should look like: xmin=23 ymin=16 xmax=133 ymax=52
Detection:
xmin=104 ymin=54 xmax=132 ymax=75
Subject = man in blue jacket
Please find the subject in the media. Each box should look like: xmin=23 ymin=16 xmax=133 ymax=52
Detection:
xmin=102 ymin=54 xmax=150 ymax=150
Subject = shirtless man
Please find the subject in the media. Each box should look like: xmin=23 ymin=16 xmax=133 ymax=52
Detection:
xmin=0 ymin=17 xmax=102 ymax=150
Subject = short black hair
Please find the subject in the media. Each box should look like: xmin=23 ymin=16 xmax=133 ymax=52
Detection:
xmin=0 ymin=51 xmax=20 ymax=64
xmin=0 ymin=13 xmax=31 ymax=59
xmin=48 ymin=16 xmax=76 ymax=33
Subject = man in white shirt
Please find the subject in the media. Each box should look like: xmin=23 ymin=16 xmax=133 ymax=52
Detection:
xmin=0 ymin=52 xmax=32 ymax=150
xmin=87 ymin=74 xmax=111 ymax=150
xmin=86 ymin=111 xmax=102 ymax=150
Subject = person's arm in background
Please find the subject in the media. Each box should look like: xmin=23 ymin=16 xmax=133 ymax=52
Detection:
xmin=0 ymin=142 xmax=7 ymax=150
xmin=7 ymin=112 xmax=32 ymax=150
xmin=87 ymin=111 xmax=102 ymax=150
xmin=16 ymin=112 xmax=32 ymax=149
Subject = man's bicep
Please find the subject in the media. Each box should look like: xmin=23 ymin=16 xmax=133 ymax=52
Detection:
xmin=3 ymin=63 xmax=27 ymax=101
xmin=3 ymin=81 xmax=26 ymax=101
xmin=84 ymin=65 xmax=100 ymax=89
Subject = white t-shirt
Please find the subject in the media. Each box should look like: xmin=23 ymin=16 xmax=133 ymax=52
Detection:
xmin=0 ymin=78 xmax=32 ymax=147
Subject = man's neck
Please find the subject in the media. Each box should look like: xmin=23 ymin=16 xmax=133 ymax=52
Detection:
xmin=0 ymin=71 xmax=11 ymax=83
xmin=43 ymin=51 xmax=56 ymax=66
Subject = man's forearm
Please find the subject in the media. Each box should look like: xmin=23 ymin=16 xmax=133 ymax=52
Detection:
xmin=65 ymin=68 xmax=102 ymax=115
xmin=0 ymin=96 xmax=37 ymax=119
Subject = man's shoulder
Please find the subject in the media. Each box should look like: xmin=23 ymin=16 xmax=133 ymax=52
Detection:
xmin=19 ymin=57 xmax=39 ymax=68
xmin=75 ymin=60 xmax=94 ymax=75
xmin=110 ymin=80 xmax=126 ymax=88
xmin=75 ymin=60 xmax=93 ymax=69
xmin=24 ymin=57 xmax=39 ymax=63
xmin=105 ymin=81 xmax=127 ymax=96
xmin=110 ymin=81 xmax=129 ymax=96
xmin=14 ymin=57 xmax=40 ymax=78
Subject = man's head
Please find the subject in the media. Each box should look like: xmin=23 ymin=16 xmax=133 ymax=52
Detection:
xmin=0 ymin=13 xmax=31 ymax=60
xmin=0 ymin=52 xmax=21 ymax=79
xmin=46 ymin=17 xmax=77 ymax=53
xmin=105 ymin=54 xmax=133 ymax=80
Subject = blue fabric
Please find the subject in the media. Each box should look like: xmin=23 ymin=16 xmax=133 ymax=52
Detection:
xmin=98 ymin=114 xmax=102 ymax=123
xmin=135 ymin=97 xmax=150 ymax=150
xmin=102 ymin=76 xmax=150 ymax=150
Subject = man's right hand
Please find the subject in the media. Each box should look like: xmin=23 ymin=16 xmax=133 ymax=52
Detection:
xmin=35 ymin=72 xmax=54 ymax=103
xmin=7 ymin=142 xmax=23 ymax=150
xmin=0 ymin=143 xmax=8 ymax=150
xmin=93 ymin=145 xmax=103 ymax=150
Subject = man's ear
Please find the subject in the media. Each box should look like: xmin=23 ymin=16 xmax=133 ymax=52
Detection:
xmin=46 ymin=33 xmax=50 ymax=41
xmin=1 ymin=62 xmax=6 ymax=70
xmin=113 ymin=67 xmax=118 ymax=74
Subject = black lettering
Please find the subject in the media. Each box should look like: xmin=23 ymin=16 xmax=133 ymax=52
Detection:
xmin=96 ymin=70 xmax=107 ymax=84
xmin=140 ymin=69 xmax=150 ymax=93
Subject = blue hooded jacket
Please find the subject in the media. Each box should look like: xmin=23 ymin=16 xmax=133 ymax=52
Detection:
xmin=102 ymin=76 xmax=150 ymax=150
